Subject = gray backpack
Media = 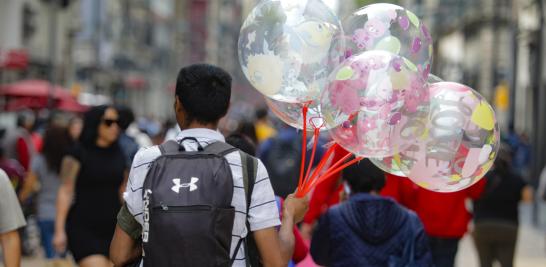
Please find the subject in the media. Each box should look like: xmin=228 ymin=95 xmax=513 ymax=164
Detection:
xmin=141 ymin=138 xmax=257 ymax=267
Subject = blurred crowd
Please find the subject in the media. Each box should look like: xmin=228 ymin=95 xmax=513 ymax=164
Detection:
xmin=0 ymin=102 xmax=543 ymax=267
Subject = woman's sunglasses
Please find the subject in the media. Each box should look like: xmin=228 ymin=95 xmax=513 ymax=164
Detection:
xmin=102 ymin=119 xmax=119 ymax=127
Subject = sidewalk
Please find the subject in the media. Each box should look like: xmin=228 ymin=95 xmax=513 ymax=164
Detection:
xmin=456 ymin=203 xmax=546 ymax=267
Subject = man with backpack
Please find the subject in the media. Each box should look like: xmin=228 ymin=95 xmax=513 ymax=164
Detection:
xmin=110 ymin=64 xmax=309 ymax=267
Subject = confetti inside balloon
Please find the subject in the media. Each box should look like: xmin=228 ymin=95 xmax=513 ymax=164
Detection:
xmin=343 ymin=3 xmax=433 ymax=81
xmin=238 ymin=0 xmax=345 ymax=103
xmin=372 ymin=82 xmax=500 ymax=192
xmin=321 ymin=50 xmax=430 ymax=158
xmin=371 ymin=74 xmax=442 ymax=175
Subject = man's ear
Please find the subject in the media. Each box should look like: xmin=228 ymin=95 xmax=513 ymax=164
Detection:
xmin=175 ymin=96 xmax=184 ymax=113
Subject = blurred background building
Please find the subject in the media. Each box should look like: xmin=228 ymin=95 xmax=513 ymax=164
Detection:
xmin=0 ymin=0 xmax=545 ymax=181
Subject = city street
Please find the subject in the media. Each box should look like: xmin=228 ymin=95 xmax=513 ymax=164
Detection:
xmin=7 ymin=204 xmax=546 ymax=267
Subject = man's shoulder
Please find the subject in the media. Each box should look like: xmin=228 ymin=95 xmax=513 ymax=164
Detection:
xmin=0 ymin=169 xmax=10 ymax=187
xmin=132 ymin=146 xmax=162 ymax=167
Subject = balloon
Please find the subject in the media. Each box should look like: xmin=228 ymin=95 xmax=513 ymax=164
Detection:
xmin=343 ymin=3 xmax=433 ymax=81
xmin=238 ymin=0 xmax=345 ymax=103
xmin=371 ymin=73 xmax=443 ymax=175
xmin=321 ymin=50 xmax=430 ymax=158
xmin=266 ymin=99 xmax=335 ymax=131
xmin=371 ymin=82 xmax=500 ymax=192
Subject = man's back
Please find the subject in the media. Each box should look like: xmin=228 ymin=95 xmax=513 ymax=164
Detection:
xmin=123 ymin=128 xmax=281 ymax=266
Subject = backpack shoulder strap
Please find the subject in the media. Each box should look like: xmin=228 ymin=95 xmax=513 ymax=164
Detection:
xmin=230 ymin=151 xmax=258 ymax=266
xmin=204 ymin=141 xmax=238 ymax=156
xmin=158 ymin=140 xmax=181 ymax=155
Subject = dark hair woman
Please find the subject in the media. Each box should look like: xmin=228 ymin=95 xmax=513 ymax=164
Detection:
xmin=53 ymin=106 xmax=127 ymax=267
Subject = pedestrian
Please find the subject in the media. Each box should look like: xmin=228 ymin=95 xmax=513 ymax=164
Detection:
xmin=116 ymin=105 xmax=141 ymax=166
xmin=0 ymin=169 xmax=27 ymax=267
xmin=110 ymin=63 xmax=309 ymax=267
xmin=2 ymin=110 xmax=37 ymax=171
xmin=53 ymin=105 xmax=127 ymax=267
xmin=67 ymin=117 xmax=83 ymax=142
xmin=18 ymin=126 xmax=73 ymax=261
xmin=473 ymin=145 xmax=533 ymax=267
xmin=310 ymin=159 xmax=433 ymax=267
xmin=382 ymin=174 xmax=486 ymax=267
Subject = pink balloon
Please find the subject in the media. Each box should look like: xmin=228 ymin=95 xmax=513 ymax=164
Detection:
xmin=321 ymin=50 xmax=430 ymax=158
xmin=371 ymin=81 xmax=500 ymax=192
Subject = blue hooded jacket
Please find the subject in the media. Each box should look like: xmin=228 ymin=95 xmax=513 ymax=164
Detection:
xmin=310 ymin=193 xmax=433 ymax=267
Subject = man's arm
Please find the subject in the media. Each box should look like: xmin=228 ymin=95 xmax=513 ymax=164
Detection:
xmin=0 ymin=230 xmax=21 ymax=267
xmin=110 ymin=225 xmax=141 ymax=267
xmin=253 ymin=194 xmax=309 ymax=267
xmin=53 ymin=156 xmax=80 ymax=253
xmin=0 ymin=170 xmax=25 ymax=267
xmin=110 ymin=204 xmax=142 ymax=267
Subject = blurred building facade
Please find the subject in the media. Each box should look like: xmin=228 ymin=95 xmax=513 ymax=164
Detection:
xmin=400 ymin=0 xmax=545 ymax=184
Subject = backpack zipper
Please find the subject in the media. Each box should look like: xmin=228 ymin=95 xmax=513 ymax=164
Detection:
xmin=153 ymin=204 xmax=212 ymax=212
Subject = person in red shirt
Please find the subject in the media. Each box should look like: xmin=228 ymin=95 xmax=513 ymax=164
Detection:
xmin=382 ymin=174 xmax=486 ymax=267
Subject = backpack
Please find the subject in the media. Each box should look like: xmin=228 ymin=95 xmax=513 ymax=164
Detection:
xmin=262 ymin=136 xmax=301 ymax=198
xmin=142 ymin=138 xmax=261 ymax=267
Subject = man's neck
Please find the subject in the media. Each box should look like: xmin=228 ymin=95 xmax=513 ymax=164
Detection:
xmin=181 ymin=121 xmax=217 ymax=131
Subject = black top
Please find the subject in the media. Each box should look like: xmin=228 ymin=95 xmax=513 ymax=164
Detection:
xmin=473 ymin=169 xmax=526 ymax=225
xmin=67 ymin=143 xmax=126 ymax=225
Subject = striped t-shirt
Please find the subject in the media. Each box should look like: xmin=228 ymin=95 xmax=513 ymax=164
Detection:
xmin=123 ymin=128 xmax=280 ymax=266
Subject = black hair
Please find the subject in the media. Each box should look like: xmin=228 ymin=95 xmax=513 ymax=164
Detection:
xmin=42 ymin=126 xmax=72 ymax=173
xmin=79 ymin=105 xmax=112 ymax=148
xmin=494 ymin=144 xmax=513 ymax=177
xmin=226 ymin=133 xmax=256 ymax=156
xmin=237 ymin=121 xmax=258 ymax=144
xmin=175 ymin=64 xmax=232 ymax=125
xmin=116 ymin=105 xmax=135 ymax=131
xmin=255 ymin=108 xmax=268 ymax=120
xmin=342 ymin=158 xmax=386 ymax=193
xmin=16 ymin=110 xmax=35 ymax=128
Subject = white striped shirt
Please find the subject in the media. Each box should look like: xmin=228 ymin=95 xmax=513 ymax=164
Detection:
xmin=123 ymin=128 xmax=280 ymax=266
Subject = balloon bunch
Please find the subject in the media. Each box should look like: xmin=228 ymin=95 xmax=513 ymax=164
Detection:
xmin=238 ymin=1 xmax=500 ymax=195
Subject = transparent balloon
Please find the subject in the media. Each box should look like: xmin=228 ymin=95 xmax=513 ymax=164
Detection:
xmin=266 ymin=99 xmax=336 ymax=131
xmin=343 ymin=3 xmax=433 ymax=81
xmin=238 ymin=0 xmax=345 ymax=103
xmin=371 ymin=82 xmax=500 ymax=192
xmin=371 ymin=73 xmax=442 ymax=175
xmin=321 ymin=50 xmax=430 ymax=158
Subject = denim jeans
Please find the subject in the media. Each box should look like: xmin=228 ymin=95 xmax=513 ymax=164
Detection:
xmin=38 ymin=220 xmax=56 ymax=259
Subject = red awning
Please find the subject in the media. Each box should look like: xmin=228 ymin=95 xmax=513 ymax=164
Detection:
xmin=0 ymin=79 xmax=72 ymax=99
xmin=57 ymin=97 xmax=89 ymax=113
xmin=1 ymin=80 xmax=89 ymax=113
xmin=5 ymin=97 xmax=48 ymax=111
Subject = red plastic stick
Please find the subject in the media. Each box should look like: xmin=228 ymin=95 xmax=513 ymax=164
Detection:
xmin=296 ymin=104 xmax=309 ymax=194
xmin=303 ymin=156 xmax=364 ymax=195
xmin=302 ymin=145 xmax=350 ymax=193
xmin=303 ymin=128 xmax=321 ymax=186
xmin=296 ymin=143 xmax=339 ymax=197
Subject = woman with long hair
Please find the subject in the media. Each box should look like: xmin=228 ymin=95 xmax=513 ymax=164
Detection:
xmin=19 ymin=125 xmax=73 ymax=260
xmin=53 ymin=106 xmax=127 ymax=267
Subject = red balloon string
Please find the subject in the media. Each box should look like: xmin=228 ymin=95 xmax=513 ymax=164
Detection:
xmin=302 ymin=127 xmax=321 ymax=189
xmin=296 ymin=142 xmax=339 ymax=197
xmin=296 ymin=104 xmax=310 ymax=194
xmin=302 ymin=147 xmax=352 ymax=194
xmin=303 ymin=156 xmax=364 ymax=195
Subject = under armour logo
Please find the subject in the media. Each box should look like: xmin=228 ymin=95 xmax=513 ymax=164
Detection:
xmin=171 ymin=177 xmax=199 ymax=193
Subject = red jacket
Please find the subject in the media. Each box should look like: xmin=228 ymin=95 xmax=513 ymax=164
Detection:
xmin=382 ymin=174 xmax=486 ymax=238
